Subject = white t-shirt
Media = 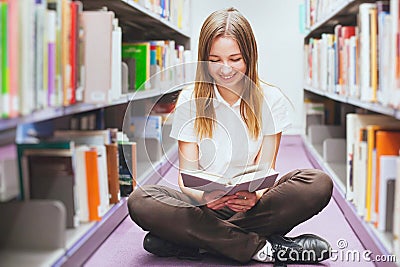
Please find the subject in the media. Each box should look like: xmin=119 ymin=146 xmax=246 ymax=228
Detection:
xmin=170 ymin=83 xmax=291 ymax=176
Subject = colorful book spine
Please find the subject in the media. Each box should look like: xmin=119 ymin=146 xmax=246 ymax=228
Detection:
xmin=1 ymin=2 xmax=9 ymax=118
xmin=8 ymin=0 xmax=19 ymax=118
xmin=47 ymin=10 xmax=56 ymax=107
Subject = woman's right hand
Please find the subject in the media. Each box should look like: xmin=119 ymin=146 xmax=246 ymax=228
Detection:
xmin=202 ymin=191 xmax=237 ymax=210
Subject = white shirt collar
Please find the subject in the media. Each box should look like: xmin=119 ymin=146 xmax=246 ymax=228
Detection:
xmin=213 ymin=83 xmax=241 ymax=108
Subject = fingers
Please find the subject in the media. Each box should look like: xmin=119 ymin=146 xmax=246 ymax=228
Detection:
xmin=204 ymin=191 xmax=258 ymax=211
xmin=226 ymin=203 xmax=249 ymax=212
xmin=225 ymin=191 xmax=257 ymax=212
xmin=206 ymin=194 xmax=236 ymax=210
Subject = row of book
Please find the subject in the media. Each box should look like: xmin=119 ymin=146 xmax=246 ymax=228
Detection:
xmin=346 ymin=113 xmax=400 ymax=227
xmin=345 ymin=113 xmax=400 ymax=258
xmin=304 ymin=105 xmax=400 ymax=258
xmin=122 ymin=40 xmax=191 ymax=93
xmin=134 ymin=0 xmax=190 ymax=32
xmin=304 ymin=1 xmax=400 ymax=109
xmin=0 ymin=0 xmax=192 ymax=119
xmin=304 ymin=0 xmax=346 ymax=29
xmin=0 ymin=128 xmax=138 ymax=229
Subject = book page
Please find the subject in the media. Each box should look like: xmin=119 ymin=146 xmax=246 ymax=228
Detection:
xmin=181 ymin=169 xmax=228 ymax=184
xmin=230 ymin=168 xmax=278 ymax=185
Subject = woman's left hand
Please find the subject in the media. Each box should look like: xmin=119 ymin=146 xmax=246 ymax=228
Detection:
xmin=226 ymin=191 xmax=257 ymax=212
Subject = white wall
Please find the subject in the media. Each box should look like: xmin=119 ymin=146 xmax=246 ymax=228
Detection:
xmin=189 ymin=0 xmax=305 ymax=134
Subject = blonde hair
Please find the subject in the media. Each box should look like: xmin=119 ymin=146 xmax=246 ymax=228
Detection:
xmin=194 ymin=7 xmax=263 ymax=140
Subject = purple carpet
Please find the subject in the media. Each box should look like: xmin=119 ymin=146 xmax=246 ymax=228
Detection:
xmin=84 ymin=135 xmax=374 ymax=266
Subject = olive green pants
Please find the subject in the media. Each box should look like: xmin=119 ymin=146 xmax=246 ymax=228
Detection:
xmin=128 ymin=169 xmax=333 ymax=263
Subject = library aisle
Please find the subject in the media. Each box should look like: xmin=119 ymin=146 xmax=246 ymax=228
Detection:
xmin=84 ymin=135 xmax=374 ymax=267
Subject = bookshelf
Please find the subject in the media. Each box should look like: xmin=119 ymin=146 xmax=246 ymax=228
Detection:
xmin=0 ymin=0 xmax=189 ymax=266
xmin=302 ymin=1 xmax=399 ymax=266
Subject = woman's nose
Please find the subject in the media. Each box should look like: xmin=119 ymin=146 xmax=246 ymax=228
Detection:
xmin=220 ymin=64 xmax=232 ymax=74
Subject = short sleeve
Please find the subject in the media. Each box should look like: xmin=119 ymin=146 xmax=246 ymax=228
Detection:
xmin=170 ymin=87 xmax=198 ymax=142
xmin=261 ymin=85 xmax=292 ymax=135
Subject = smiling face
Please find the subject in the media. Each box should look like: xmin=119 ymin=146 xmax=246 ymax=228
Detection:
xmin=207 ymin=36 xmax=247 ymax=91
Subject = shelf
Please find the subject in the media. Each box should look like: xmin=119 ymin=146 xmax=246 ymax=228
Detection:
xmin=301 ymin=135 xmax=397 ymax=267
xmin=137 ymin=137 xmax=178 ymax=185
xmin=0 ymin=85 xmax=184 ymax=132
xmin=0 ymin=249 xmax=65 ymax=267
xmin=302 ymin=136 xmax=346 ymax=193
xmin=305 ymin=0 xmax=375 ymax=42
xmin=304 ymin=85 xmax=399 ymax=118
xmin=81 ymin=0 xmax=190 ymax=45
xmin=60 ymin=139 xmax=178 ymax=266
xmin=0 ymin=139 xmax=178 ymax=267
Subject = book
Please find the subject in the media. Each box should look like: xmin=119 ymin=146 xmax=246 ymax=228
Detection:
xmin=118 ymin=142 xmax=137 ymax=197
xmin=106 ymin=143 xmax=120 ymax=204
xmin=23 ymin=149 xmax=79 ymax=228
xmin=377 ymin=155 xmax=396 ymax=232
xmin=374 ymin=130 xmax=400 ymax=228
xmin=122 ymin=42 xmax=150 ymax=90
xmin=81 ymin=10 xmax=114 ymax=104
xmin=17 ymin=140 xmax=75 ymax=200
xmin=181 ymin=165 xmax=279 ymax=195
xmin=0 ymin=144 xmax=19 ymax=201
xmin=84 ymin=148 xmax=102 ymax=221
xmin=393 ymin=156 xmax=400 ymax=259
xmin=353 ymin=127 xmax=368 ymax=216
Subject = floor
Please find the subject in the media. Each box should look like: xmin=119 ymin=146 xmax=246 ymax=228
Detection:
xmin=84 ymin=135 xmax=375 ymax=267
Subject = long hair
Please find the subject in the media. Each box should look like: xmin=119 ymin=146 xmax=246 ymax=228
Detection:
xmin=194 ymin=7 xmax=263 ymax=140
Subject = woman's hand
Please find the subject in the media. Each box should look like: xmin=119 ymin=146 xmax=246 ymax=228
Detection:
xmin=202 ymin=191 xmax=237 ymax=210
xmin=226 ymin=191 xmax=257 ymax=212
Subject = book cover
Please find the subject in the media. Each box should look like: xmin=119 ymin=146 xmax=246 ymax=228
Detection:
xmin=81 ymin=10 xmax=114 ymax=104
xmin=377 ymin=155 xmax=396 ymax=231
xmin=374 ymin=130 xmax=400 ymax=228
xmin=69 ymin=0 xmax=82 ymax=105
xmin=85 ymin=148 xmax=101 ymax=221
xmin=106 ymin=143 xmax=120 ymax=204
xmin=359 ymin=3 xmax=376 ymax=102
xmin=24 ymin=149 xmax=78 ymax=228
xmin=74 ymin=145 xmax=90 ymax=222
xmin=118 ymin=142 xmax=137 ymax=197
xmin=47 ymin=9 xmax=57 ymax=107
xmin=0 ymin=144 xmax=18 ymax=201
xmin=353 ymin=127 xmax=368 ymax=216
xmin=17 ymin=140 xmax=75 ymax=200
xmin=34 ymin=0 xmax=46 ymax=111
xmin=122 ymin=42 xmax=150 ymax=90
xmin=181 ymin=166 xmax=279 ymax=195
xmin=393 ymin=156 xmax=400 ymax=259
xmin=7 ymin=0 xmax=19 ymax=118
xmin=1 ymin=2 xmax=9 ymax=118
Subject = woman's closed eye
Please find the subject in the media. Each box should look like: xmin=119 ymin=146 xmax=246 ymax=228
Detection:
xmin=209 ymin=58 xmax=242 ymax=63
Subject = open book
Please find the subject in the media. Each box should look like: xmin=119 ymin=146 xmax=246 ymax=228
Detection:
xmin=181 ymin=165 xmax=279 ymax=195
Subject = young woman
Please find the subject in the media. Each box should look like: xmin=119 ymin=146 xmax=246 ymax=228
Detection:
xmin=128 ymin=7 xmax=333 ymax=264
